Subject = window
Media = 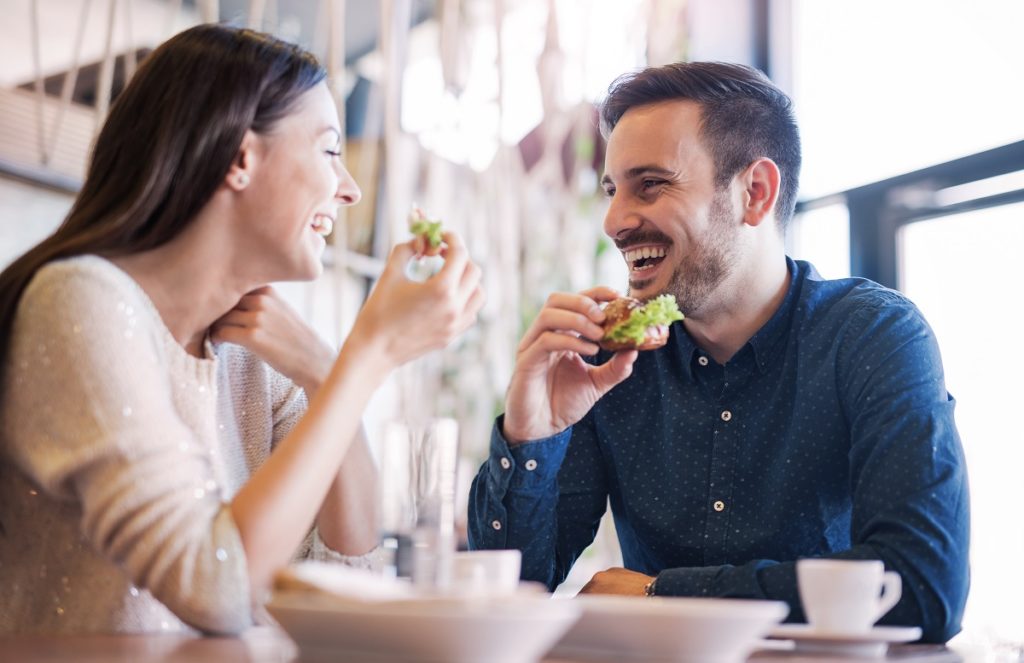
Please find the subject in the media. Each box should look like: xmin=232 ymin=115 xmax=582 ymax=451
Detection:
xmin=900 ymin=204 xmax=1024 ymax=644
xmin=791 ymin=0 xmax=1024 ymax=199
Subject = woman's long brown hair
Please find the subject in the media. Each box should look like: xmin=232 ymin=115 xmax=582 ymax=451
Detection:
xmin=0 ymin=24 xmax=326 ymax=388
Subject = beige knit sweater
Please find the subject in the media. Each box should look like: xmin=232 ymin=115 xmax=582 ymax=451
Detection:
xmin=0 ymin=255 xmax=369 ymax=635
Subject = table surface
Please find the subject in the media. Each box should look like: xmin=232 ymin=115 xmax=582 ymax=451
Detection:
xmin=0 ymin=626 xmax=997 ymax=663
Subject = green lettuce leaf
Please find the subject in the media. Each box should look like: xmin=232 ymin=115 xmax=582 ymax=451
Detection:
xmin=410 ymin=219 xmax=443 ymax=248
xmin=605 ymin=294 xmax=685 ymax=345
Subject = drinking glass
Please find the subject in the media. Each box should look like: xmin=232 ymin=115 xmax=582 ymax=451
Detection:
xmin=379 ymin=418 xmax=459 ymax=590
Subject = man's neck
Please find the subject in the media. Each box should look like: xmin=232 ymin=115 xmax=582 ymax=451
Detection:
xmin=683 ymin=251 xmax=790 ymax=365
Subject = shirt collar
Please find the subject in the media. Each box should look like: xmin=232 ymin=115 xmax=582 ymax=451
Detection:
xmin=642 ymin=257 xmax=804 ymax=379
xmin=747 ymin=257 xmax=803 ymax=374
xmin=672 ymin=321 xmax=699 ymax=381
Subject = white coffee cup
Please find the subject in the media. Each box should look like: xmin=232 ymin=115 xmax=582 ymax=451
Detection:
xmin=451 ymin=550 xmax=522 ymax=595
xmin=796 ymin=559 xmax=902 ymax=633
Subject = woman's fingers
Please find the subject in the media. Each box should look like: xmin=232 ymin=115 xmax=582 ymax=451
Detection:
xmin=456 ymin=259 xmax=482 ymax=303
xmin=383 ymin=240 xmax=417 ymax=277
xmin=433 ymin=231 xmax=468 ymax=288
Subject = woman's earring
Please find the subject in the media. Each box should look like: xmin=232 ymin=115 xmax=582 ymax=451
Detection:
xmin=236 ymin=173 xmax=250 ymax=188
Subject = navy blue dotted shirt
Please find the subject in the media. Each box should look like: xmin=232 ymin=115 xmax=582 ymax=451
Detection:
xmin=469 ymin=258 xmax=969 ymax=643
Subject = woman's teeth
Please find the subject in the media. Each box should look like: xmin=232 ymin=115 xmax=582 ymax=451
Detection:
xmin=312 ymin=216 xmax=334 ymax=237
xmin=624 ymin=246 xmax=667 ymax=272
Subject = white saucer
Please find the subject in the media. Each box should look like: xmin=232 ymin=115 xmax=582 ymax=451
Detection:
xmin=768 ymin=624 xmax=923 ymax=658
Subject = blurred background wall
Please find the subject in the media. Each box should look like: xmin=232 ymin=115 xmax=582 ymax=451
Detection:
xmin=1 ymin=0 xmax=1021 ymax=649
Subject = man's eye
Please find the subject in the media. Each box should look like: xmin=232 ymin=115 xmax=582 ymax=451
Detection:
xmin=325 ymin=149 xmax=342 ymax=158
xmin=602 ymin=187 xmax=616 ymax=197
xmin=641 ymin=179 xmax=662 ymax=190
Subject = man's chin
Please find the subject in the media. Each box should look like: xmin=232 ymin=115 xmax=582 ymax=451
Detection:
xmin=627 ymin=276 xmax=661 ymax=300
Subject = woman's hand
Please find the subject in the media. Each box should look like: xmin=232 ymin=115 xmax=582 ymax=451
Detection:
xmin=347 ymin=231 xmax=484 ymax=371
xmin=211 ymin=286 xmax=335 ymax=395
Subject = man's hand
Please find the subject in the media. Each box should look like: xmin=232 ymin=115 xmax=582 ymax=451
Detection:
xmin=211 ymin=286 xmax=335 ymax=395
xmin=577 ymin=567 xmax=654 ymax=596
xmin=502 ymin=287 xmax=638 ymax=444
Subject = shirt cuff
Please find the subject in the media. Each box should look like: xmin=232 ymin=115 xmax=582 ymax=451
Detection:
xmin=486 ymin=415 xmax=573 ymax=492
xmin=651 ymin=565 xmax=723 ymax=597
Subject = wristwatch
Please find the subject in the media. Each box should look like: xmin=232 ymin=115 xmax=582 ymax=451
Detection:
xmin=643 ymin=576 xmax=658 ymax=597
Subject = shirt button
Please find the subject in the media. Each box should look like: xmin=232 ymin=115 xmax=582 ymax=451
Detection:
xmin=720 ymin=410 xmax=732 ymax=422
xmin=500 ymin=457 xmax=511 ymax=470
xmin=698 ymin=355 xmax=709 ymax=366
xmin=491 ymin=520 xmax=502 ymax=531
xmin=524 ymin=459 xmax=538 ymax=471
xmin=713 ymin=500 xmax=726 ymax=512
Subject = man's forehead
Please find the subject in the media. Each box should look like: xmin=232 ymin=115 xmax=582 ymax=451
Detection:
xmin=613 ymin=99 xmax=702 ymax=136
xmin=604 ymin=100 xmax=707 ymax=177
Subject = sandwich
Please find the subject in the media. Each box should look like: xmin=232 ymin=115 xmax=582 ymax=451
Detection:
xmin=598 ymin=294 xmax=684 ymax=351
xmin=409 ymin=206 xmax=444 ymax=257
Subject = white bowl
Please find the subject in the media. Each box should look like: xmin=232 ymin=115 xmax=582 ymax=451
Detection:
xmin=549 ymin=595 xmax=789 ymax=663
xmin=267 ymin=590 xmax=581 ymax=663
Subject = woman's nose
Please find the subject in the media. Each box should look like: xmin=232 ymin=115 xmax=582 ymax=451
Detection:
xmin=335 ymin=165 xmax=362 ymax=206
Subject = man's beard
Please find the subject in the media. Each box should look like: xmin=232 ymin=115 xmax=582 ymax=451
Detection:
xmin=628 ymin=189 xmax=739 ymax=315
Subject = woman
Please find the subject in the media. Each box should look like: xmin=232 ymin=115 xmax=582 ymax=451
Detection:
xmin=0 ymin=25 xmax=483 ymax=635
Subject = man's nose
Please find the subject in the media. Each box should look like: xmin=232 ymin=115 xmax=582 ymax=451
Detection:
xmin=603 ymin=195 xmax=641 ymax=241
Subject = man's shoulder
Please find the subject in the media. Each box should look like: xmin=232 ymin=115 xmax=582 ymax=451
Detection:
xmin=795 ymin=261 xmax=917 ymax=323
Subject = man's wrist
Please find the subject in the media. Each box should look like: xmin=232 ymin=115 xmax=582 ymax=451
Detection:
xmin=643 ymin=576 xmax=658 ymax=597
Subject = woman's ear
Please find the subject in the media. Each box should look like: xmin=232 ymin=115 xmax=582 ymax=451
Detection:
xmin=739 ymin=158 xmax=781 ymax=228
xmin=225 ymin=130 xmax=258 ymax=192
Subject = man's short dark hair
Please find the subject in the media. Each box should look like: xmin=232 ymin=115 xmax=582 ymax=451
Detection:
xmin=600 ymin=61 xmax=802 ymax=230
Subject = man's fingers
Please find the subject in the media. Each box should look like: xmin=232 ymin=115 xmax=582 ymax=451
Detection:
xmin=544 ymin=292 xmax=608 ymax=324
xmin=519 ymin=330 xmax=600 ymax=361
xmin=519 ymin=307 xmax=606 ymax=351
xmin=589 ymin=349 xmax=637 ymax=394
xmin=579 ymin=286 xmax=621 ymax=305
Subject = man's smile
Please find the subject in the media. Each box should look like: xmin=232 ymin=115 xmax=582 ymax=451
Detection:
xmin=623 ymin=244 xmax=668 ymax=277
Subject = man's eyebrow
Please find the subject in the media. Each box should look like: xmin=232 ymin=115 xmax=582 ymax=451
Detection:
xmin=601 ymin=166 xmax=677 ymax=187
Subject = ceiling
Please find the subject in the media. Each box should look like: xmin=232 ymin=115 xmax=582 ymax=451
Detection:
xmin=0 ymin=0 xmax=434 ymax=88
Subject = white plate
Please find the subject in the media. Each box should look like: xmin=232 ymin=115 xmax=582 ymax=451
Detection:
xmin=267 ymin=590 xmax=581 ymax=663
xmin=548 ymin=595 xmax=789 ymax=663
xmin=768 ymin=624 xmax=923 ymax=658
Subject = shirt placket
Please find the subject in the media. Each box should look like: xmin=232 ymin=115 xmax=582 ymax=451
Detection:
xmin=703 ymin=361 xmax=738 ymax=566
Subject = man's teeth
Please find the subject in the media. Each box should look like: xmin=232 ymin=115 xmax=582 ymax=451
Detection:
xmin=624 ymin=246 xmax=667 ymax=268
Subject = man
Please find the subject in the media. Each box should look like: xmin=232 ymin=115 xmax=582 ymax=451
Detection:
xmin=467 ymin=62 xmax=968 ymax=643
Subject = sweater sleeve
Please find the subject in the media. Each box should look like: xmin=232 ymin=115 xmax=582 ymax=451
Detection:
xmin=265 ymin=352 xmax=381 ymax=569
xmin=3 ymin=262 xmax=252 ymax=634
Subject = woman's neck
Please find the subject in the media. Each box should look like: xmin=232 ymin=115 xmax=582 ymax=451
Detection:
xmin=110 ymin=219 xmax=254 ymax=358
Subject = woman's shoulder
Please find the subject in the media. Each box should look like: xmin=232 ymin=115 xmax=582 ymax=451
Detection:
xmin=15 ymin=255 xmax=165 ymax=355
xmin=25 ymin=255 xmax=148 ymax=312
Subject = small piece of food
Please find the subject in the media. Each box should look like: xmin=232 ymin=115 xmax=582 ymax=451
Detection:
xmin=409 ymin=206 xmax=444 ymax=257
xmin=598 ymin=294 xmax=684 ymax=351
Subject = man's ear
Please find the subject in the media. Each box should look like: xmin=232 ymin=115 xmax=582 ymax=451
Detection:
xmin=739 ymin=158 xmax=781 ymax=228
xmin=225 ymin=130 xmax=259 ymax=192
